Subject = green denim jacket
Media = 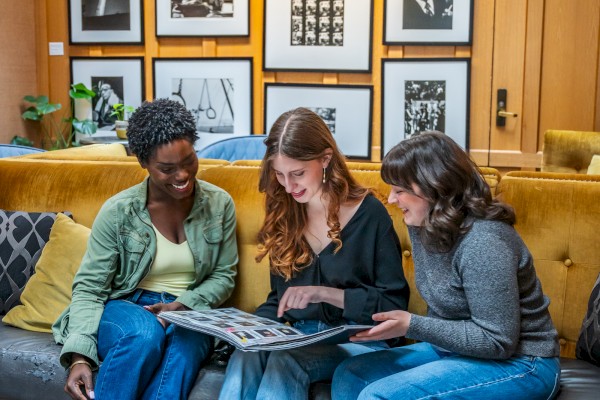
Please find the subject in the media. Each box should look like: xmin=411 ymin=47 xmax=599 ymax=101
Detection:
xmin=52 ymin=178 xmax=238 ymax=369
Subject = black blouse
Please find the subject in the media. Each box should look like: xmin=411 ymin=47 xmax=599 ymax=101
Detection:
xmin=255 ymin=194 xmax=410 ymax=326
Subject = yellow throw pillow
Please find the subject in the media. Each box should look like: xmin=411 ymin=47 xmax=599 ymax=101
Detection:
xmin=2 ymin=213 xmax=90 ymax=332
xmin=587 ymin=154 xmax=600 ymax=175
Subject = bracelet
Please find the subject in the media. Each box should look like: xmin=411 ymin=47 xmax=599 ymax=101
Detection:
xmin=69 ymin=360 xmax=92 ymax=370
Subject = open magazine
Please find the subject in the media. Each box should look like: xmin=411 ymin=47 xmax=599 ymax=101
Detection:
xmin=158 ymin=307 xmax=373 ymax=352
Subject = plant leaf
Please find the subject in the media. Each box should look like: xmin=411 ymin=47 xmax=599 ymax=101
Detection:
xmin=70 ymin=83 xmax=96 ymax=99
xmin=72 ymin=119 xmax=98 ymax=134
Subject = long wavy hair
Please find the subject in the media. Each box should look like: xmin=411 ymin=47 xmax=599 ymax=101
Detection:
xmin=381 ymin=132 xmax=515 ymax=253
xmin=256 ymin=107 xmax=369 ymax=280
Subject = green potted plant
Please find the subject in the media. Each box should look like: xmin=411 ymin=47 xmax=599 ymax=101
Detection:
xmin=110 ymin=103 xmax=135 ymax=139
xmin=21 ymin=83 xmax=97 ymax=149
xmin=69 ymin=83 xmax=98 ymax=141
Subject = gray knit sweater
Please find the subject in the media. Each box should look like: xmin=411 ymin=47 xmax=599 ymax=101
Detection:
xmin=406 ymin=219 xmax=560 ymax=359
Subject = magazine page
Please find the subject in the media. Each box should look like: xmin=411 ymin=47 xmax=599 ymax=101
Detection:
xmin=158 ymin=307 xmax=373 ymax=351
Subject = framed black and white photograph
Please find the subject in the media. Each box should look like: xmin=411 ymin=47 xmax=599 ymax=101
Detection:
xmin=264 ymin=0 xmax=373 ymax=72
xmin=264 ymin=83 xmax=372 ymax=159
xmin=153 ymin=58 xmax=253 ymax=149
xmin=156 ymin=0 xmax=249 ymax=37
xmin=384 ymin=0 xmax=473 ymax=45
xmin=68 ymin=0 xmax=144 ymax=44
xmin=381 ymin=58 xmax=470 ymax=158
xmin=70 ymin=57 xmax=145 ymax=140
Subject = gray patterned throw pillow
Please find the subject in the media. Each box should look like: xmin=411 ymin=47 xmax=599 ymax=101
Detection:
xmin=0 ymin=210 xmax=72 ymax=314
xmin=576 ymin=273 xmax=600 ymax=366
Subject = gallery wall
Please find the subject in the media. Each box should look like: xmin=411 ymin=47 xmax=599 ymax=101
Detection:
xmin=7 ymin=0 xmax=600 ymax=167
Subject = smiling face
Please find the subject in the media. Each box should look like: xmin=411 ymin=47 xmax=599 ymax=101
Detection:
xmin=142 ymin=138 xmax=198 ymax=201
xmin=387 ymin=183 xmax=430 ymax=226
xmin=271 ymin=154 xmax=330 ymax=204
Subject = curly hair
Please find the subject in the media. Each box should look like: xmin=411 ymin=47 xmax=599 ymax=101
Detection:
xmin=256 ymin=107 xmax=369 ymax=280
xmin=381 ymin=131 xmax=515 ymax=253
xmin=126 ymin=98 xmax=198 ymax=164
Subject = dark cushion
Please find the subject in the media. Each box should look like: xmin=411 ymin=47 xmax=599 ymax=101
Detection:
xmin=557 ymin=357 xmax=600 ymax=399
xmin=0 ymin=210 xmax=70 ymax=314
xmin=576 ymin=273 xmax=600 ymax=366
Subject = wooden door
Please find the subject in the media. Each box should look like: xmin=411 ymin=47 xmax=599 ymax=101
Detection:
xmin=472 ymin=0 xmax=600 ymax=170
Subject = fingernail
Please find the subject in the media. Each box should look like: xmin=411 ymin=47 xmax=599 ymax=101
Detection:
xmin=89 ymin=390 xmax=95 ymax=399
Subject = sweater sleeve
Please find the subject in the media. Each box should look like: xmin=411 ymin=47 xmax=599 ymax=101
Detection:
xmin=407 ymin=226 xmax=522 ymax=359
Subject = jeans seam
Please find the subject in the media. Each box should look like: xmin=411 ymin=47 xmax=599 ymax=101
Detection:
xmin=416 ymin=358 xmax=537 ymax=399
xmin=153 ymin=328 xmax=174 ymax=400
xmin=97 ymin=332 xmax=126 ymax=397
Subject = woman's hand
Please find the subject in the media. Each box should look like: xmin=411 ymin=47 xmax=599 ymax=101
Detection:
xmin=64 ymin=354 xmax=94 ymax=400
xmin=144 ymin=301 xmax=188 ymax=328
xmin=350 ymin=310 xmax=411 ymax=342
xmin=277 ymin=286 xmax=344 ymax=317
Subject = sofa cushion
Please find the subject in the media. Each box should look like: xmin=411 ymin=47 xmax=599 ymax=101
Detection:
xmin=2 ymin=214 xmax=90 ymax=332
xmin=0 ymin=323 xmax=66 ymax=399
xmin=0 ymin=210 xmax=70 ymax=314
xmin=575 ymin=273 xmax=600 ymax=366
xmin=558 ymin=357 xmax=600 ymax=399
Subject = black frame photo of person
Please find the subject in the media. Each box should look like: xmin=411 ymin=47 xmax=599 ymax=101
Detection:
xmin=155 ymin=0 xmax=249 ymax=37
xmin=70 ymin=57 xmax=145 ymax=141
xmin=383 ymin=0 xmax=473 ymax=46
xmin=381 ymin=58 xmax=470 ymax=158
xmin=263 ymin=0 xmax=373 ymax=73
xmin=264 ymin=83 xmax=373 ymax=160
xmin=152 ymin=57 xmax=253 ymax=150
xmin=68 ymin=0 xmax=144 ymax=45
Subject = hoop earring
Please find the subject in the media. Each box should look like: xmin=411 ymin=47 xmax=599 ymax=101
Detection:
xmin=322 ymin=167 xmax=327 ymax=184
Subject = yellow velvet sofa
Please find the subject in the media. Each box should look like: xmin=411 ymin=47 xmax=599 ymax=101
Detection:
xmin=0 ymin=152 xmax=598 ymax=399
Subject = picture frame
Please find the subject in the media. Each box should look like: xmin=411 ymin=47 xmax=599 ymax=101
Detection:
xmin=383 ymin=0 xmax=473 ymax=45
xmin=153 ymin=58 xmax=253 ymax=150
xmin=68 ymin=0 xmax=144 ymax=45
xmin=264 ymin=83 xmax=373 ymax=159
xmin=381 ymin=58 xmax=470 ymax=158
xmin=263 ymin=0 xmax=374 ymax=73
xmin=155 ymin=0 xmax=249 ymax=37
xmin=70 ymin=57 xmax=145 ymax=141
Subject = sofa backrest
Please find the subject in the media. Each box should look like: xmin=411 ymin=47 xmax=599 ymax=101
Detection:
xmin=0 ymin=158 xmax=228 ymax=228
xmin=497 ymin=171 xmax=600 ymax=358
xmin=542 ymin=129 xmax=600 ymax=174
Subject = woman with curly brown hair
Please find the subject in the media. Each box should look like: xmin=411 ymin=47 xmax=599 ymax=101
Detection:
xmin=219 ymin=108 xmax=410 ymax=399
xmin=331 ymin=132 xmax=560 ymax=400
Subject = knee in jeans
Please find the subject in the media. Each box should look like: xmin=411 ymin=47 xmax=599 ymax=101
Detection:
xmin=126 ymin=322 xmax=165 ymax=357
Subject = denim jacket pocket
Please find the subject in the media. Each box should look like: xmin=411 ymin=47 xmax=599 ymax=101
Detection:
xmin=203 ymin=222 xmax=223 ymax=244
xmin=119 ymin=231 xmax=147 ymax=253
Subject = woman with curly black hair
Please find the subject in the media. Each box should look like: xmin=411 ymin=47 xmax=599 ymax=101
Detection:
xmin=53 ymin=98 xmax=238 ymax=400
xmin=219 ymin=107 xmax=409 ymax=399
xmin=331 ymin=132 xmax=560 ymax=400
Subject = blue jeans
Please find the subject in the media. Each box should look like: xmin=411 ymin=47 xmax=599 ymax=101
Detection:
xmin=218 ymin=320 xmax=388 ymax=400
xmin=95 ymin=289 xmax=213 ymax=400
xmin=332 ymin=342 xmax=561 ymax=400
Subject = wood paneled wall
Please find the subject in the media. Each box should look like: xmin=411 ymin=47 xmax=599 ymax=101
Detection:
xmin=0 ymin=0 xmax=39 ymax=145
xmin=4 ymin=0 xmax=600 ymax=167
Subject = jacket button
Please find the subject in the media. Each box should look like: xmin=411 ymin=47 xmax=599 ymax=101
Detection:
xmin=559 ymin=338 xmax=567 ymax=346
xmin=403 ymin=250 xmax=411 ymax=258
